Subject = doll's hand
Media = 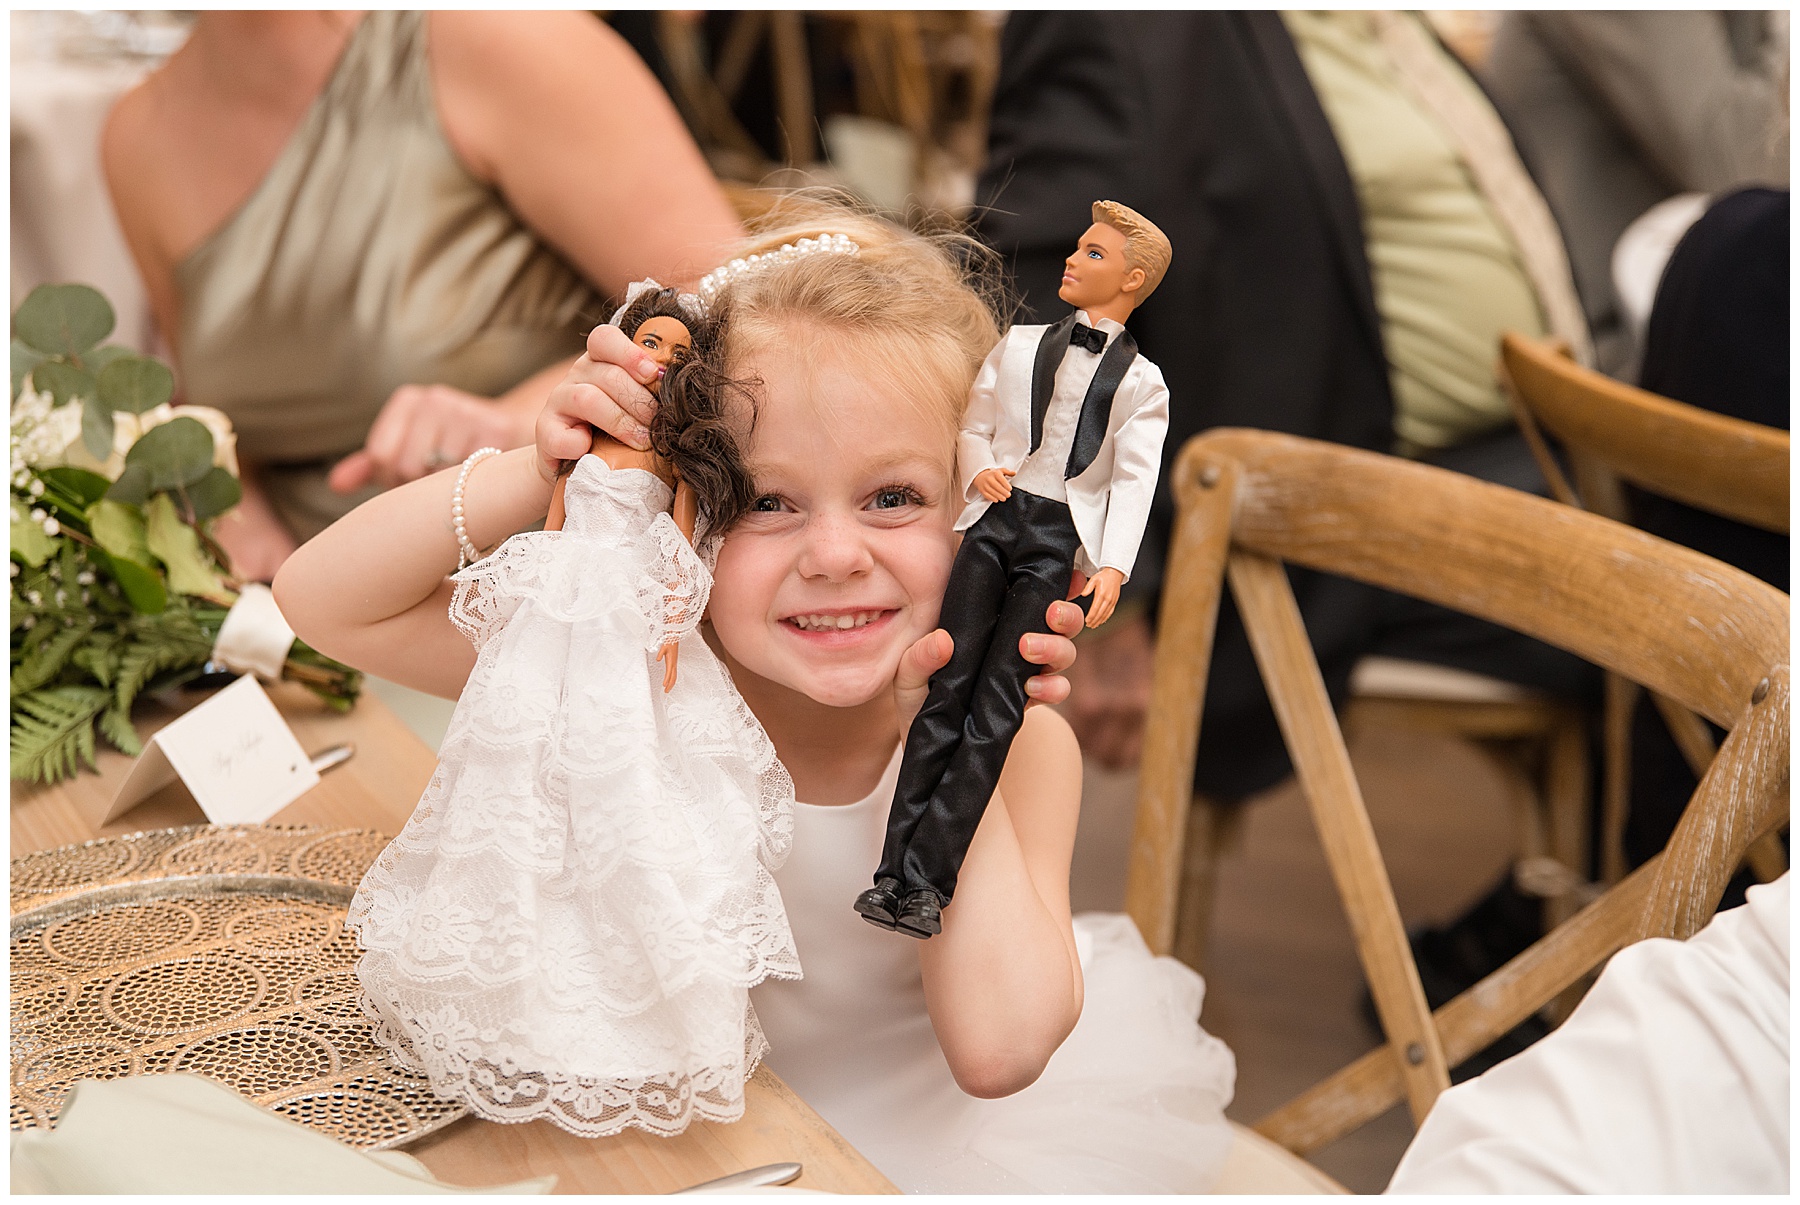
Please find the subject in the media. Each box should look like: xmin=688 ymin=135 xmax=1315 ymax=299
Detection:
xmin=536 ymin=325 xmax=665 ymax=483
xmin=892 ymin=600 xmax=1085 ymax=740
xmin=657 ymin=641 xmax=680 ymax=693
xmin=1078 ymin=567 xmax=1127 ymax=628
xmin=973 ymin=467 xmax=1016 ymax=503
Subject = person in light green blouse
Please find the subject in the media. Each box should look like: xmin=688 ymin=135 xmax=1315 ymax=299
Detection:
xmin=1283 ymin=11 xmax=1553 ymax=456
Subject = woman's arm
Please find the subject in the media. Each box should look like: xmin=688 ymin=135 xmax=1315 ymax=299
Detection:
xmin=430 ymin=11 xmax=743 ymax=290
xmin=272 ymin=447 xmax=556 ymax=699
xmin=921 ymin=707 xmax=1085 ymax=1098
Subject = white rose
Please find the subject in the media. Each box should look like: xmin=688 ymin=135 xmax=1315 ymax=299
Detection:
xmin=41 ymin=401 xmax=240 ymax=480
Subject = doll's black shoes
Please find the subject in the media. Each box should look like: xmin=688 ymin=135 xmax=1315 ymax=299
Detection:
xmin=854 ymin=878 xmax=903 ymax=930
xmin=893 ymin=890 xmax=942 ymax=939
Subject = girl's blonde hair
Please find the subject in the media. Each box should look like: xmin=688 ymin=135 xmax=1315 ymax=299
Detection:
xmin=710 ymin=193 xmax=1005 ymax=451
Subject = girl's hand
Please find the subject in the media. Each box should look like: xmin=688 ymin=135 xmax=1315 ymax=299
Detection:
xmin=657 ymin=640 xmax=680 ymax=692
xmin=893 ymin=598 xmax=1087 ymax=741
xmin=536 ymin=324 xmax=666 ymax=484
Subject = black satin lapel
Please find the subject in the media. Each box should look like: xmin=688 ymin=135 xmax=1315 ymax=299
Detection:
xmin=1032 ymin=315 xmax=1077 ymax=452
xmin=1066 ymin=328 xmax=1137 ymax=480
xmin=1239 ymin=12 xmax=1386 ymax=360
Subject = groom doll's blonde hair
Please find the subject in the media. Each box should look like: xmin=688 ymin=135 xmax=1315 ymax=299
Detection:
xmin=1092 ymin=200 xmax=1172 ymax=303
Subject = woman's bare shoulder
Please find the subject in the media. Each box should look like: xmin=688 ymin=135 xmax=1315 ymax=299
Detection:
xmin=100 ymin=72 xmax=166 ymax=214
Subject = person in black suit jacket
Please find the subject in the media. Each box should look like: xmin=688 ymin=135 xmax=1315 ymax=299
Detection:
xmin=1625 ymin=187 xmax=1788 ymax=893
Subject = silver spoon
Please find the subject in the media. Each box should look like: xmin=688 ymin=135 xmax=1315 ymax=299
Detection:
xmin=672 ymin=1162 xmax=804 ymax=1193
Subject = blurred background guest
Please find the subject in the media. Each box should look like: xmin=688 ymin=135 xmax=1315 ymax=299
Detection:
xmin=102 ymin=11 xmax=742 ymax=581
xmin=1483 ymin=12 xmax=1789 ymax=379
xmin=1623 ymin=185 xmax=1788 ymax=895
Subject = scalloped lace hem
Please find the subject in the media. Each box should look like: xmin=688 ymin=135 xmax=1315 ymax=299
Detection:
xmin=361 ymin=993 xmax=773 ymax=1138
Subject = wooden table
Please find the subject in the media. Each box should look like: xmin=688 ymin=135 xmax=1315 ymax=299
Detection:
xmin=11 ymin=681 xmax=897 ymax=1194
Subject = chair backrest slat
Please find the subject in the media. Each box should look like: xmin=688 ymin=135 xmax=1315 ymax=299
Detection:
xmin=1502 ymin=331 xmax=1790 ymax=534
xmin=1189 ymin=431 xmax=1787 ymax=731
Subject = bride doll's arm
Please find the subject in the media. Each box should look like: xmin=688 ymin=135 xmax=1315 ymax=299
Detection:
xmin=273 ymin=447 xmax=555 ymax=699
xmin=545 ymin=473 xmax=570 ymax=532
xmin=655 ymin=479 xmax=699 ymax=692
xmin=919 ymin=707 xmax=1086 ymax=1098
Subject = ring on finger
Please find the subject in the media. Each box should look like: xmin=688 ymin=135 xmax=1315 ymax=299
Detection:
xmin=423 ymin=449 xmax=450 ymax=470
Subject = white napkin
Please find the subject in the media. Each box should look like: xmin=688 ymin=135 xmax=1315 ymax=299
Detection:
xmin=11 ymin=1074 xmax=555 ymax=1194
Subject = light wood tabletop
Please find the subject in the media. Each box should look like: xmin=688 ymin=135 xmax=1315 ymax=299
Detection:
xmin=10 ymin=680 xmax=898 ymax=1195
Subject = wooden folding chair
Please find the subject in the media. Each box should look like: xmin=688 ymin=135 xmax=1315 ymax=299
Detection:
xmin=1127 ymin=429 xmax=1788 ymax=1168
xmin=1502 ymin=330 xmax=1790 ymax=885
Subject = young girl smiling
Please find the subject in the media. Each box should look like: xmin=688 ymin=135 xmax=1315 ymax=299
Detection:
xmin=275 ymin=200 xmax=1233 ymax=1192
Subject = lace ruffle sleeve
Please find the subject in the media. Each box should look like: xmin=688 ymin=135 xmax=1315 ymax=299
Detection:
xmin=639 ymin=513 xmax=713 ymax=652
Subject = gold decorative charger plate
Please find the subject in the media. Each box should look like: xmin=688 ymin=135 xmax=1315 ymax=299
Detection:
xmin=10 ymin=825 xmax=467 ymax=1150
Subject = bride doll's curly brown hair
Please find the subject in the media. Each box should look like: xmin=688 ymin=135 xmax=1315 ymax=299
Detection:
xmin=614 ymin=287 xmax=759 ymax=534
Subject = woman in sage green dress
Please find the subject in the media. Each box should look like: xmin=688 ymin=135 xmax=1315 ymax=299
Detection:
xmin=104 ymin=11 xmax=741 ymax=579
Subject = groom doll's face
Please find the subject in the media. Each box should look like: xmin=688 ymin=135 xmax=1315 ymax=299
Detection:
xmin=1058 ymin=223 xmax=1143 ymax=315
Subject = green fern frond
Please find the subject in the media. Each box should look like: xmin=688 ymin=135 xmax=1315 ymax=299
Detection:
xmin=112 ymin=622 xmax=211 ymax=713
xmin=69 ymin=633 xmax=123 ymax=687
xmin=96 ymin=701 xmax=142 ymax=757
xmin=11 ymin=619 xmax=94 ymax=694
xmin=10 ymin=685 xmax=107 ymax=783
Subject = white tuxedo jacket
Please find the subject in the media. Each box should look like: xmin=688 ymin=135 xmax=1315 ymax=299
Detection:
xmin=956 ymin=321 xmax=1171 ymax=579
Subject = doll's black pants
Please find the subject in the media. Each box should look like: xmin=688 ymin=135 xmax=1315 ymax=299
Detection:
xmin=877 ymin=488 xmax=1082 ymax=904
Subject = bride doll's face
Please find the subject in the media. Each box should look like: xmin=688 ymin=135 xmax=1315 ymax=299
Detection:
xmin=707 ymin=331 xmax=957 ymax=710
xmin=633 ymin=316 xmax=692 ymax=394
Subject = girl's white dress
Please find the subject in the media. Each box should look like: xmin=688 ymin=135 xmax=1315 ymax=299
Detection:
xmin=347 ymin=455 xmax=800 ymax=1138
xmin=754 ymin=747 xmax=1238 ymax=1193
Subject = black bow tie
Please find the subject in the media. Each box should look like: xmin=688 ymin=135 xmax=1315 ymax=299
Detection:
xmin=1069 ymin=322 xmax=1107 ymax=354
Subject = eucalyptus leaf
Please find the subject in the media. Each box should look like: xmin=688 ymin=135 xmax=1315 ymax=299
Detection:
xmin=80 ymin=399 xmax=116 ymax=462
xmin=97 ymin=356 xmax=175 ymax=415
xmin=14 ymin=284 xmax=114 ymax=357
xmin=145 ymin=494 xmax=231 ymax=601
xmin=11 ymin=516 xmax=55 ymax=568
xmin=37 ymin=466 xmax=112 ymax=508
xmin=88 ymin=499 xmax=152 ymax=565
xmin=12 ymin=339 xmax=47 ymax=401
xmin=96 ymin=549 xmax=167 ymax=614
xmin=124 ymin=416 xmax=214 ymax=491
xmin=105 ymin=463 xmax=153 ymax=507
xmin=86 ymin=345 xmax=133 ymax=371
xmin=31 ymin=359 xmax=96 ymax=409
xmin=184 ymin=466 xmax=243 ymax=521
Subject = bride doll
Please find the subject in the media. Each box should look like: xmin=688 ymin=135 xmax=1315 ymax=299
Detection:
xmin=346 ymin=283 xmax=800 ymax=1138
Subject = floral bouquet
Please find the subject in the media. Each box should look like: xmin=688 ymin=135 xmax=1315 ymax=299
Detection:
xmin=11 ymin=284 xmax=360 ymax=784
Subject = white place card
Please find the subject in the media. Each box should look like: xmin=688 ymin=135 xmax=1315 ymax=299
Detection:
xmin=104 ymin=676 xmax=321 ymax=825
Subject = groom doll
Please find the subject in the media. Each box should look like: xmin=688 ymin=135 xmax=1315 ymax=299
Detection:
xmin=858 ymin=201 xmax=1172 ymax=937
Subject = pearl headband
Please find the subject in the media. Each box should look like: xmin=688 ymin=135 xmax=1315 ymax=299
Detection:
xmin=696 ymin=233 xmax=861 ymax=306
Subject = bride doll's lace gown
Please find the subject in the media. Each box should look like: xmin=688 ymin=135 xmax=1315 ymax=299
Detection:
xmin=347 ymin=455 xmax=799 ymax=1137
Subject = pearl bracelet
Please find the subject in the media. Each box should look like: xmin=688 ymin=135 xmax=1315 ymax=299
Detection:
xmin=452 ymin=447 xmax=503 ymax=570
